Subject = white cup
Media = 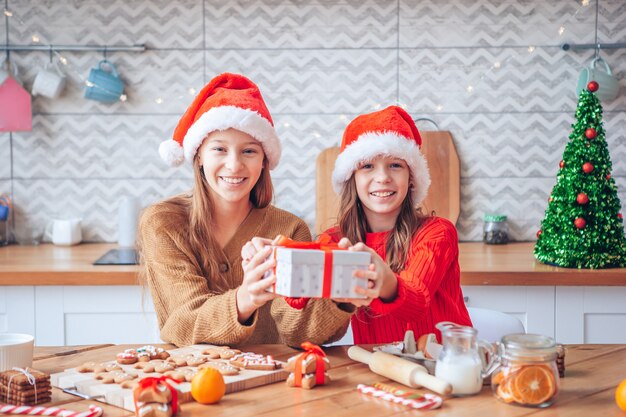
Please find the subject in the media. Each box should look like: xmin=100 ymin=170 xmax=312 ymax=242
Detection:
xmin=32 ymin=62 xmax=66 ymax=98
xmin=45 ymin=218 xmax=82 ymax=246
xmin=0 ymin=333 xmax=34 ymax=372
xmin=576 ymin=57 xmax=620 ymax=102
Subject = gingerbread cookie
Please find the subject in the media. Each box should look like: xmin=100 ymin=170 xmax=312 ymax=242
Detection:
xmin=116 ymin=349 xmax=138 ymax=365
xmin=120 ymin=379 xmax=140 ymax=390
xmin=201 ymin=346 xmax=231 ymax=357
xmin=286 ymin=372 xmax=330 ymax=389
xmin=76 ymin=362 xmax=98 ymax=373
xmin=137 ymin=345 xmax=170 ymax=360
xmin=153 ymin=362 xmax=176 ymax=373
xmin=164 ymin=367 xmax=196 ymax=382
xmin=134 ymin=362 xmax=157 ymax=373
xmin=96 ymin=371 xmax=137 ymax=384
xmin=230 ymin=353 xmax=280 ymax=370
xmin=93 ymin=363 xmax=123 ymax=374
xmin=199 ymin=361 xmax=240 ymax=376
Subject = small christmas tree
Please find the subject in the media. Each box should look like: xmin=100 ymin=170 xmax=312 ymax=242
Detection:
xmin=534 ymin=81 xmax=626 ymax=269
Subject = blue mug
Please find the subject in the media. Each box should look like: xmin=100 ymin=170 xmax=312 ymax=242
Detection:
xmin=84 ymin=60 xmax=125 ymax=103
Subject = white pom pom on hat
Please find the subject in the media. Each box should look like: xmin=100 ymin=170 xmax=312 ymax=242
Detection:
xmin=159 ymin=73 xmax=281 ymax=169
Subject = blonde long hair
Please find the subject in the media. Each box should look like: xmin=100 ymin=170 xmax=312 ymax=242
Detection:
xmin=338 ymin=173 xmax=429 ymax=272
xmin=138 ymin=152 xmax=273 ymax=289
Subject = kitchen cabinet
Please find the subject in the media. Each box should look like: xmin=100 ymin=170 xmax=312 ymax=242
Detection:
xmin=555 ymin=286 xmax=626 ymax=344
xmin=462 ymin=286 xmax=555 ymax=338
xmin=1 ymin=285 xmax=161 ymax=345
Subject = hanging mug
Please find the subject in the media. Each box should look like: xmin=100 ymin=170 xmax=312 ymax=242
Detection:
xmin=32 ymin=61 xmax=66 ymax=98
xmin=576 ymin=57 xmax=620 ymax=102
xmin=84 ymin=59 xmax=125 ymax=103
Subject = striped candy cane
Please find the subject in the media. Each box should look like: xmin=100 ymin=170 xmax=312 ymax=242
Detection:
xmin=0 ymin=404 xmax=103 ymax=417
xmin=357 ymin=384 xmax=443 ymax=410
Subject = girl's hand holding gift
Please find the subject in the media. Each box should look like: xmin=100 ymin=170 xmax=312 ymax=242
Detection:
xmin=333 ymin=238 xmax=398 ymax=306
xmin=237 ymin=246 xmax=280 ymax=323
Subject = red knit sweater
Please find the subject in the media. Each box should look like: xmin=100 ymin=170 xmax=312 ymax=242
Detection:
xmin=321 ymin=216 xmax=472 ymax=344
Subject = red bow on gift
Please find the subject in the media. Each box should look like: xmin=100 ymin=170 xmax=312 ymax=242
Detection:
xmin=294 ymin=342 xmax=327 ymax=387
xmin=272 ymin=235 xmax=344 ymax=298
xmin=133 ymin=375 xmax=182 ymax=415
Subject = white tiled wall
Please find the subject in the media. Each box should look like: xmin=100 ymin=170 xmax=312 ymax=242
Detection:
xmin=1 ymin=0 xmax=625 ymax=242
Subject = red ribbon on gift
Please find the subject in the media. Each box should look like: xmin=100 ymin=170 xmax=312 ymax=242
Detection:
xmin=272 ymin=235 xmax=343 ymax=298
xmin=294 ymin=342 xmax=327 ymax=387
xmin=133 ymin=375 xmax=182 ymax=415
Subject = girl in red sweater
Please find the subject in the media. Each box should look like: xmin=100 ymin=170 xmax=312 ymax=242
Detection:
xmin=321 ymin=105 xmax=472 ymax=344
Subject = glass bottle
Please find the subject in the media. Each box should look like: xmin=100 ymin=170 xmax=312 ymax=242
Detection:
xmin=491 ymin=334 xmax=559 ymax=408
xmin=483 ymin=214 xmax=509 ymax=244
xmin=434 ymin=322 xmax=498 ymax=396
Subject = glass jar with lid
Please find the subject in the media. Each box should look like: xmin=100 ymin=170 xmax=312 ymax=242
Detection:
xmin=491 ymin=334 xmax=559 ymax=408
xmin=483 ymin=214 xmax=509 ymax=244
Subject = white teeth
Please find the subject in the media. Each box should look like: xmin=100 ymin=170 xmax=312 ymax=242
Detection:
xmin=221 ymin=177 xmax=245 ymax=184
xmin=371 ymin=191 xmax=394 ymax=197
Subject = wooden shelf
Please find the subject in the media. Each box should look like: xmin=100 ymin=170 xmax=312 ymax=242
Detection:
xmin=1 ymin=242 xmax=625 ymax=286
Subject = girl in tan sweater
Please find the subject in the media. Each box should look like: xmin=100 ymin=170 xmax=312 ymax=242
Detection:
xmin=139 ymin=73 xmax=354 ymax=347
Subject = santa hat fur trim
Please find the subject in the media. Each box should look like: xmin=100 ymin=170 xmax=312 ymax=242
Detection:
xmin=181 ymin=105 xmax=280 ymax=169
xmin=332 ymin=131 xmax=431 ymax=206
xmin=159 ymin=72 xmax=280 ymax=169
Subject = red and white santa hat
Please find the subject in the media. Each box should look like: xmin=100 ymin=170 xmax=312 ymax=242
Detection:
xmin=159 ymin=73 xmax=281 ymax=168
xmin=332 ymin=105 xmax=431 ymax=206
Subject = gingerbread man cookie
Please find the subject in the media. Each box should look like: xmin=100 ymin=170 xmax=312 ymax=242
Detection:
xmin=230 ymin=353 xmax=280 ymax=370
xmin=200 ymin=361 xmax=240 ymax=376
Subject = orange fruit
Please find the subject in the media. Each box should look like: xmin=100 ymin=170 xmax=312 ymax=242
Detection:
xmin=191 ymin=368 xmax=226 ymax=404
xmin=616 ymin=378 xmax=626 ymax=412
xmin=510 ymin=365 xmax=555 ymax=405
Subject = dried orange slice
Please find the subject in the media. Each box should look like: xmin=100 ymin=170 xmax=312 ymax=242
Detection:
xmin=510 ymin=365 xmax=555 ymax=405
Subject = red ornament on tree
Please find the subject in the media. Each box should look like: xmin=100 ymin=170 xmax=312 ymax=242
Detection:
xmin=559 ymin=160 xmax=565 ymax=169
xmin=585 ymin=128 xmax=597 ymax=139
xmin=606 ymin=174 xmax=611 ymax=180
xmin=582 ymin=162 xmax=594 ymax=173
xmin=548 ymin=196 xmax=553 ymax=202
xmin=619 ymin=213 xmax=623 ymax=219
xmin=536 ymin=230 xmax=542 ymax=238
xmin=576 ymin=193 xmax=589 ymax=204
xmin=587 ymin=81 xmax=599 ymax=92
xmin=574 ymin=217 xmax=586 ymax=229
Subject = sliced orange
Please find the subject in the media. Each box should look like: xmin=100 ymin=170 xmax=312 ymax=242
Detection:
xmin=510 ymin=365 xmax=555 ymax=405
xmin=496 ymin=383 xmax=515 ymax=403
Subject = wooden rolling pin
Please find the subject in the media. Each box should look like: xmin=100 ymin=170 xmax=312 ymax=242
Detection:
xmin=348 ymin=346 xmax=452 ymax=395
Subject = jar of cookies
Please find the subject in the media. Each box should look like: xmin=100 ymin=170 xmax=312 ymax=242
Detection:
xmin=491 ymin=334 xmax=559 ymax=408
xmin=483 ymin=214 xmax=509 ymax=244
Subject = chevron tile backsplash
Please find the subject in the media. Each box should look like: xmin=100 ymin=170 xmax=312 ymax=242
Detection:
xmin=1 ymin=0 xmax=625 ymax=243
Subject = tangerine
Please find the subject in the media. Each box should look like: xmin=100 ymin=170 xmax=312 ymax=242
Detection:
xmin=510 ymin=365 xmax=555 ymax=405
xmin=191 ymin=367 xmax=226 ymax=404
xmin=616 ymin=378 xmax=626 ymax=412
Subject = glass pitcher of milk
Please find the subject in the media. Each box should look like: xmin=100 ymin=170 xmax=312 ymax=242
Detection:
xmin=434 ymin=322 xmax=499 ymax=396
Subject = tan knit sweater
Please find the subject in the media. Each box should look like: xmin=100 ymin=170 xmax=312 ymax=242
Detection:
xmin=139 ymin=196 xmax=354 ymax=347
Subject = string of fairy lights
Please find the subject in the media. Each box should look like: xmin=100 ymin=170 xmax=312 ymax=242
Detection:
xmin=3 ymin=0 xmax=595 ymax=114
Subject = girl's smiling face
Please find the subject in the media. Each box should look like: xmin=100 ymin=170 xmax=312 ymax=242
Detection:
xmin=198 ymin=128 xmax=265 ymax=205
xmin=354 ymin=155 xmax=411 ymax=228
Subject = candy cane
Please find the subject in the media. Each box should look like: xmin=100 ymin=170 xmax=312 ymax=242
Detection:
xmin=0 ymin=404 xmax=103 ymax=417
xmin=357 ymin=384 xmax=443 ymax=410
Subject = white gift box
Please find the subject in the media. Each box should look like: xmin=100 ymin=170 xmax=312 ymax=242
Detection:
xmin=270 ymin=247 xmax=370 ymax=298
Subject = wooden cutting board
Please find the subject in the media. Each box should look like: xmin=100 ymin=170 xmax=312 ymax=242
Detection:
xmin=315 ymin=130 xmax=460 ymax=234
xmin=51 ymin=344 xmax=287 ymax=412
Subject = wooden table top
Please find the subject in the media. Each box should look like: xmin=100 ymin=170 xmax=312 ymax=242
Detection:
xmin=27 ymin=343 xmax=626 ymax=416
xmin=1 ymin=242 xmax=626 ymax=286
